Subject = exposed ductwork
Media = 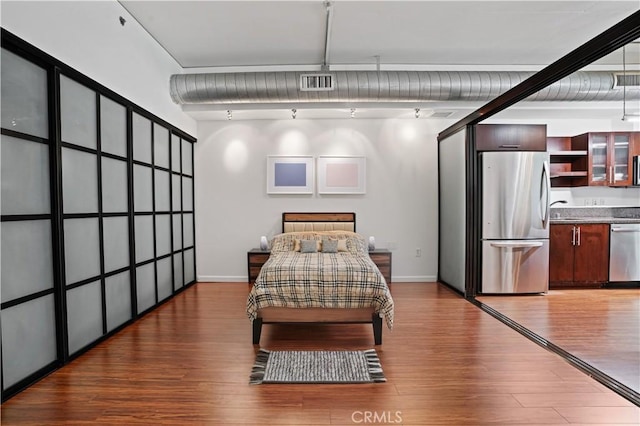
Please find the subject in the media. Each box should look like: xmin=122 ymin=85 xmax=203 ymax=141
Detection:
xmin=169 ymin=70 xmax=639 ymax=105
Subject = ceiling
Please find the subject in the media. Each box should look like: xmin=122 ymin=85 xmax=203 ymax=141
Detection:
xmin=118 ymin=1 xmax=640 ymax=120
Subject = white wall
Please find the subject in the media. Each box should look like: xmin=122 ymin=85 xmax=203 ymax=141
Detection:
xmin=1 ymin=0 xmax=196 ymax=136
xmin=195 ymin=118 xmax=451 ymax=282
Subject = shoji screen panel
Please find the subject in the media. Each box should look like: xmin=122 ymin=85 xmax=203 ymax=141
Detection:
xmin=171 ymin=133 xmax=196 ymax=290
xmin=1 ymin=30 xmax=197 ymax=401
xmin=59 ymin=75 xmax=132 ymax=356
xmin=1 ymin=48 xmax=59 ymax=393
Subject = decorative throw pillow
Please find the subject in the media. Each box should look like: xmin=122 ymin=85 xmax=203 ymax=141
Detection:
xmin=300 ymin=239 xmax=318 ymax=253
xmin=322 ymin=239 xmax=338 ymax=253
xmin=337 ymin=239 xmax=348 ymax=252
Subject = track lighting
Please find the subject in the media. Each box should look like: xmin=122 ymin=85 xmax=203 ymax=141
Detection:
xmin=227 ymin=110 xmax=232 ymax=120
xmin=350 ymin=108 xmax=356 ymax=118
xmin=415 ymin=108 xmax=421 ymax=118
xmin=292 ymin=108 xmax=297 ymax=119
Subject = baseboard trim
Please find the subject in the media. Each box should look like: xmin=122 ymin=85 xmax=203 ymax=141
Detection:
xmin=198 ymin=275 xmax=247 ymax=283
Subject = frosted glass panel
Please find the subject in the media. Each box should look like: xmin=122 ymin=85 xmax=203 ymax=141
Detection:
xmin=154 ymin=124 xmax=170 ymax=169
xmin=157 ymin=257 xmax=172 ymax=301
xmin=64 ymin=218 xmax=100 ymax=284
xmin=1 ymin=49 xmax=48 ymax=139
xmin=103 ymin=217 xmax=130 ymax=273
xmin=182 ymin=177 xmax=193 ymax=211
xmin=134 ymin=215 xmax=154 ymax=262
xmin=136 ymin=264 xmax=155 ymax=313
xmin=183 ymin=213 xmax=194 ymax=248
xmin=102 ymin=157 xmax=128 ymax=213
xmin=62 ymin=148 xmax=98 ymax=214
xmin=66 ymin=281 xmax=103 ymax=354
xmin=171 ymin=134 xmax=181 ymax=172
xmin=438 ymin=129 xmax=467 ymax=294
xmin=1 ymin=135 xmax=50 ymax=215
xmin=105 ymin=271 xmax=132 ymax=332
xmin=173 ymin=254 xmax=183 ymax=290
xmin=1 ymin=220 xmax=53 ymax=303
xmin=155 ymin=170 xmax=170 ymax=212
xmin=172 ymin=174 xmax=181 ymax=212
xmin=155 ymin=214 xmax=171 ymax=256
xmin=132 ymin=113 xmax=151 ymax=164
xmin=1 ymin=295 xmax=57 ymax=389
xmin=100 ymin=96 xmax=127 ymax=157
xmin=173 ymin=214 xmax=182 ymax=250
xmin=184 ymin=249 xmax=195 ymax=284
xmin=134 ymin=165 xmax=153 ymax=212
xmin=60 ymin=75 xmax=96 ymax=149
xmin=181 ymin=140 xmax=193 ymax=175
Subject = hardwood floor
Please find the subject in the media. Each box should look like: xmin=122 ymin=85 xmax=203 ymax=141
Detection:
xmin=2 ymin=283 xmax=638 ymax=425
xmin=477 ymin=288 xmax=640 ymax=396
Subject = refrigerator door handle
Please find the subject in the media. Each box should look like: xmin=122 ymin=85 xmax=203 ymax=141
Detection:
xmin=490 ymin=241 xmax=544 ymax=248
xmin=541 ymin=160 xmax=551 ymax=229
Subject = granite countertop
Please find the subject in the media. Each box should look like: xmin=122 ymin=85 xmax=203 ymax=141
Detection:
xmin=549 ymin=206 xmax=640 ymax=224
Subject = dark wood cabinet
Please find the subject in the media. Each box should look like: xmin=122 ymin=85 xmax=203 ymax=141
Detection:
xmin=549 ymin=223 xmax=609 ymax=288
xmin=547 ymin=136 xmax=588 ymax=187
xmin=572 ymin=132 xmax=638 ymax=187
xmin=369 ymin=249 xmax=392 ymax=284
xmin=476 ymin=124 xmax=547 ymax=151
xmin=247 ymin=249 xmax=270 ymax=284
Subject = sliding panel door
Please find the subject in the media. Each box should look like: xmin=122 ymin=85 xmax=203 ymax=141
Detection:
xmin=154 ymin=124 xmax=173 ymax=302
xmin=170 ymin=134 xmax=196 ymax=289
xmin=100 ymin=96 xmax=131 ymax=332
xmin=1 ymin=30 xmax=197 ymax=400
xmin=59 ymin=75 xmax=103 ymax=355
xmin=1 ymin=48 xmax=59 ymax=394
xmin=133 ymin=112 xmax=156 ymax=314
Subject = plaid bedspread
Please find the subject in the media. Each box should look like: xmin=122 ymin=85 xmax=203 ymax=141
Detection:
xmin=246 ymin=251 xmax=394 ymax=329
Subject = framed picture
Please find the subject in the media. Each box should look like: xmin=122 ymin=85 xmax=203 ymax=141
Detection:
xmin=266 ymin=156 xmax=314 ymax=194
xmin=317 ymin=156 xmax=366 ymax=194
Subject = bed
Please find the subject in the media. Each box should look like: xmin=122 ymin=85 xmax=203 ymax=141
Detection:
xmin=246 ymin=212 xmax=394 ymax=345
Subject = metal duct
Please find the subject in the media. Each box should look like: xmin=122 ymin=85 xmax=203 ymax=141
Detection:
xmin=169 ymin=70 xmax=635 ymax=105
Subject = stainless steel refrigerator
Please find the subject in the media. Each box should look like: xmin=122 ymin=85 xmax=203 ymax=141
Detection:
xmin=481 ymin=151 xmax=550 ymax=294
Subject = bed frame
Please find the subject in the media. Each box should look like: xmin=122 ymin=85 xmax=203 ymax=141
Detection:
xmin=252 ymin=212 xmax=384 ymax=345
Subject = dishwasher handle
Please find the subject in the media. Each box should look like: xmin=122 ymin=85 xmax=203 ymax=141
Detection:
xmin=490 ymin=241 xmax=544 ymax=248
xmin=611 ymin=227 xmax=640 ymax=233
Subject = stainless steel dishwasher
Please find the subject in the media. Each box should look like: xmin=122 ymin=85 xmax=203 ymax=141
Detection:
xmin=609 ymin=223 xmax=640 ymax=283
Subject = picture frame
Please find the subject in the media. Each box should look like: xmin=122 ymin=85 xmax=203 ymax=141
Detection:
xmin=317 ymin=156 xmax=366 ymax=194
xmin=266 ymin=156 xmax=314 ymax=194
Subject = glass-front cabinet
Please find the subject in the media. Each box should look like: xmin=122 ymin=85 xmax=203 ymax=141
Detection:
xmin=577 ymin=132 xmax=636 ymax=187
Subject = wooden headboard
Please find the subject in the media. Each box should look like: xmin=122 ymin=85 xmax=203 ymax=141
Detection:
xmin=282 ymin=212 xmax=356 ymax=233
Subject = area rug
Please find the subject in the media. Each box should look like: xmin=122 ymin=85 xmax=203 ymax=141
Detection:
xmin=250 ymin=349 xmax=386 ymax=384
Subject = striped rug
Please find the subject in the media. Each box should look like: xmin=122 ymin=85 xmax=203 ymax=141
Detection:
xmin=250 ymin=349 xmax=386 ymax=384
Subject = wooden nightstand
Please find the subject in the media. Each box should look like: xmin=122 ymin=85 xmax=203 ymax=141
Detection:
xmin=369 ymin=249 xmax=392 ymax=284
xmin=247 ymin=248 xmax=270 ymax=284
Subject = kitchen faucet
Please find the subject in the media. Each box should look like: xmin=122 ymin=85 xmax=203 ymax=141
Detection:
xmin=550 ymin=200 xmax=568 ymax=206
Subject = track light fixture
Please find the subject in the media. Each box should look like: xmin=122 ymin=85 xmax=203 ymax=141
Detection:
xmin=415 ymin=108 xmax=421 ymax=118
xmin=292 ymin=108 xmax=297 ymax=119
xmin=350 ymin=108 xmax=356 ymax=118
xmin=227 ymin=110 xmax=232 ymax=120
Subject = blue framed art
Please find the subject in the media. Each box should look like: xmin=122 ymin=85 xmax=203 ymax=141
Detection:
xmin=266 ymin=156 xmax=314 ymax=194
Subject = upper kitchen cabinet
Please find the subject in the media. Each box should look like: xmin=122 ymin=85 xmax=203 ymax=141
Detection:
xmin=476 ymin=124 xmax=547 ymax=151
xmin=572 ymin=132 xmax=639 ymax=187
xmin=548 ymin=136 xmax=588 ymax=187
